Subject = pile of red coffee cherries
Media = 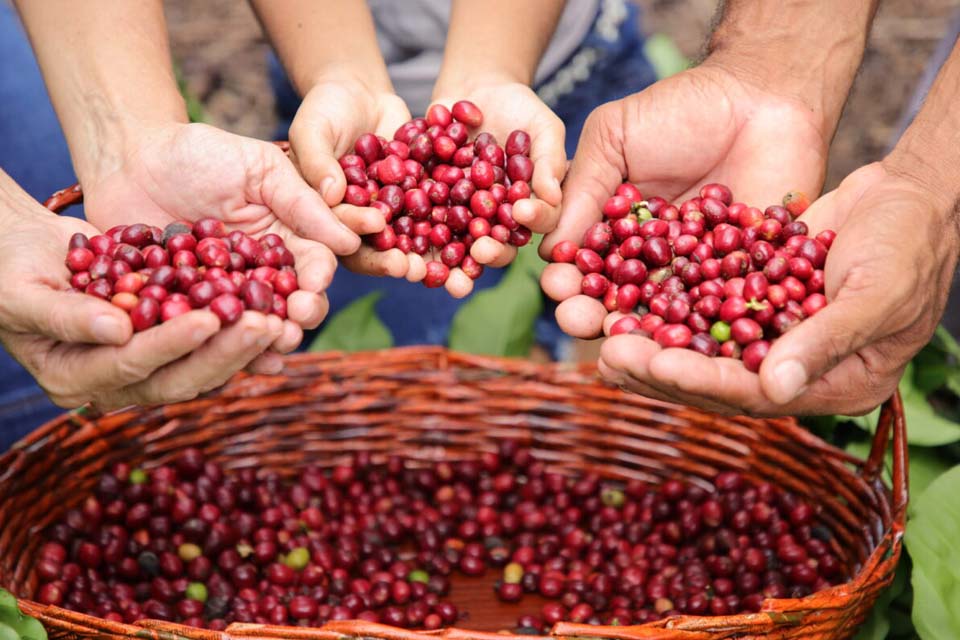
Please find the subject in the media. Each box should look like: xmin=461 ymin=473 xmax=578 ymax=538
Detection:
xmin=64 ymin=220 xmax=300 ymax=331
xmin=339 ymin=100 xmax=535 ymax=288
xmin=34 ymin=443 xmax=844 ymax=632
xmin=551 ymin=184 xmax=833 ymax=371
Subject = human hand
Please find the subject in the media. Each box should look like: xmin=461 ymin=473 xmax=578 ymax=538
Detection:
xmin=597 ymin=162 xmax=960 ymax=416
xmin=541 ymin=62 xmax=829 ymax=338
xmin=79 ymin=121 xmax=357 ymax=366
xmin=0 ymin=190 xmax=285 ymax=410
xmin=420 ymin=77 xmax=566 ymax=296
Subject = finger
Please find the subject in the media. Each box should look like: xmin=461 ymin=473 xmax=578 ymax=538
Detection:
xmin=341 ymin=246 xmax=409 ymax=278
xmin=286 ymin=290 xmax=329 ymax=329
xmin=288 ymin=116 xmax=349 ymax=205
xmin=645 ymin=348 xmax=767 ymax=414
xmin=471 ymin=238 xmax=516 ymax=267
xmin=260 ymin=144 xmax=360 ymax=255
xmin=555 ymin=295 xmax=606 ymax=339
xmin=109 ymin=312 xmax=283 ymax=408
xmin=8 ymin=285 xmax=132 ymax=345
xmin=541 ymin=104 xmax=626 ymax=259
xmin=281 ymin=234 xmax=338 ymax=293
xmin=54 ymin=311 xmax=220 ymax=392
xmin=758 ymin=293 xmax=891 ymax=405
xmin=540 ymin=263 xmax=583 ymax=302
xmin=271 ymin=320 xmax=304 ymax=354
xmin=406 ymin=253 xmax=427 ymax=282
xmin=445 ymin=268 xmax=474 ymax=298
xmin=529 ymin=117 xmax=566 ymax=207
xmin=332 ymin=203 xmax=387 ymax=235
xmin=247 ymin=351 xmax=285 ymax=375
xmin=511 ymin=197 xmax=560 ymax=234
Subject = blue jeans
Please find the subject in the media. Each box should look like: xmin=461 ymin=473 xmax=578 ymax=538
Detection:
xmin=0 ymin=1 xmax=657 ymax=451
xmin=269 ymin=0 xmax=657 ymax=355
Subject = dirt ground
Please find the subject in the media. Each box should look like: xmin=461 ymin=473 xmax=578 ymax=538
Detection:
xmin=165 ymin=0 xmax=960 ymax=190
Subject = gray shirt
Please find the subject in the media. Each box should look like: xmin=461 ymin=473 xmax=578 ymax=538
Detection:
xmin=368 ymin=0 xmax=600 ymax=114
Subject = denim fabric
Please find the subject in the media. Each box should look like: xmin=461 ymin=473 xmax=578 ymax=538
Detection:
xmin=0 ymin=3 xmax=82 ymax=450
xmin=270 ymin=0 xmax=657 ymax=357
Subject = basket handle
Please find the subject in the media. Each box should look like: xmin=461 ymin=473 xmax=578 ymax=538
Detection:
xmin=43 ymin=142 xmax=292 ymax=214
xmin=862 ymin=392 xmax=908 ymax=521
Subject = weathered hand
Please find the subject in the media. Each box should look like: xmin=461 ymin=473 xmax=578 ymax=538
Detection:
xmin=597 ymin=163 xmax=960 ymax=416
xmin=541 ymin=62 xmax=828 ymax=339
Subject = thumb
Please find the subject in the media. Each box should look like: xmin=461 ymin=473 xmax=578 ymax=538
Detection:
xmin=260 ymin=144 xmax=360 ymax=256
xmin=528 ymin=115 xmax=567 ymax=207
xmin=759 ymin=292 xmax=890 ymax=404
xmin=540 ymin=102 xmax=626 ymax=259
xmin=9 ymin=286 xmax=132 ymax=345
xmin=289 ymin=125 xmax=348 ymax=207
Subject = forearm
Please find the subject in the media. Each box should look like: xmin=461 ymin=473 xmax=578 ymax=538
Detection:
xmin=705 ymin=0 xmax=877 ymax=145
xmin=434 ymin=0 xmax=567 ymax=95
xmin=13 ymin=1 xmax=186 ymax=186
xmin=885 ymin=38 xmax=960 ymax=215
xmin=249 ymin=0 xmax=392 ymax=95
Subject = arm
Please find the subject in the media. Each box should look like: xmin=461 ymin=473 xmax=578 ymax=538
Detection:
xmin=705 ymin=0 xmax=879 ymax=148
xmin=12 ymin=0 xmax=187 ymax=187
xmin=249 ymin=0 xmax=392 ymax=98
xmin=435 ymin=0 xmax=567 ymax=90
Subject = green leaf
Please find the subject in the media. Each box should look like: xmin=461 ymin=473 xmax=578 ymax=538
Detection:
xmin=905 ymin=464 xmax=960 ymax=639
xmin=0 ymin=590 xmax=47 ymax=640
xmin=846 ymin=364 xmax=960 ymax=447
xmin=448 ymin=242 xmax=544 ymax=357
xmin=643 ymin=34 xmax=690 ymax=79
xmin=308 ymin=291 xmax=394 ymax=353
xmin=931 ymin=325 xmax=960 ymax=359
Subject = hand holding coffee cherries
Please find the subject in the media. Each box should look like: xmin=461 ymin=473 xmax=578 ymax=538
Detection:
xmin=0 ymin=176 xmax=285 ymax=410
xmin=546 ymin=179 xmax=831 ymax=373
xmin=599 ymin=163 xmax=959 ymax=416
xmin=80 ymin=122 xmax=357 ymax=353
xmin=336 ymin=100 xmax=549 ymax=297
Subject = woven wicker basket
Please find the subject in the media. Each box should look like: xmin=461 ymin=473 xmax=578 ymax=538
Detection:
xmin=0 ymin=345 xmax=906 ymax=640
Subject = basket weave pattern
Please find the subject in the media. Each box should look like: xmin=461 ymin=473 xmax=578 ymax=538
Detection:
xmin=0 ymin=348 xmax=905 ymax=640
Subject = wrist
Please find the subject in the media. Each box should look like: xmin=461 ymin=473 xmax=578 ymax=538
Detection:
xmin=432 ymin=71 xmax=524 ymax=103
xmin=704 ymin=1 xmax=876 ymax=144
xmin=884 ymin=132 xmax=960 ymax=220
xmin=72 ymin=109 xmax=188 ymax=189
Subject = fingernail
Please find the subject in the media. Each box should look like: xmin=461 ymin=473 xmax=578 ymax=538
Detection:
xmin=770 ymin=360 xmax=808 ymax=403
xmin=192 ymin=327 xmax=213 ymax=343
xmin=257 ymin=335 xmax=274 ymax=349
xmin=92 ymin=315 xmax=125 ymax=343
xmin=242 ymin=331 xmax=259 ymax=348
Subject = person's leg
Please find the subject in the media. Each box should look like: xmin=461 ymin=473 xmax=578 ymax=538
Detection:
xmin=0 ymin=3 xmax=82 ymax=450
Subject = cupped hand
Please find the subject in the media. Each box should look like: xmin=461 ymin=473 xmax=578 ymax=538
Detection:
xmin=80 ymin=121 xmax=355 ymax=363
xmin=0 ymin=203 xmax=285 ymax=411
xmin=597 ymin=162 xmax=960 ymax=416
xmin=541 ymin=62 xmax=828 ymax=338
xmin=426 ymin=77 xmax=566 ymax=297
xmin=287 ymin=79 xmax=423 ymax=283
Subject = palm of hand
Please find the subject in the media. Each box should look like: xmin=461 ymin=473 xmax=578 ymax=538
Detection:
xmin=613 ymin=65 xmax=827 ymax=206
xmin=82 ymin=123 xmax=297 ymax=237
